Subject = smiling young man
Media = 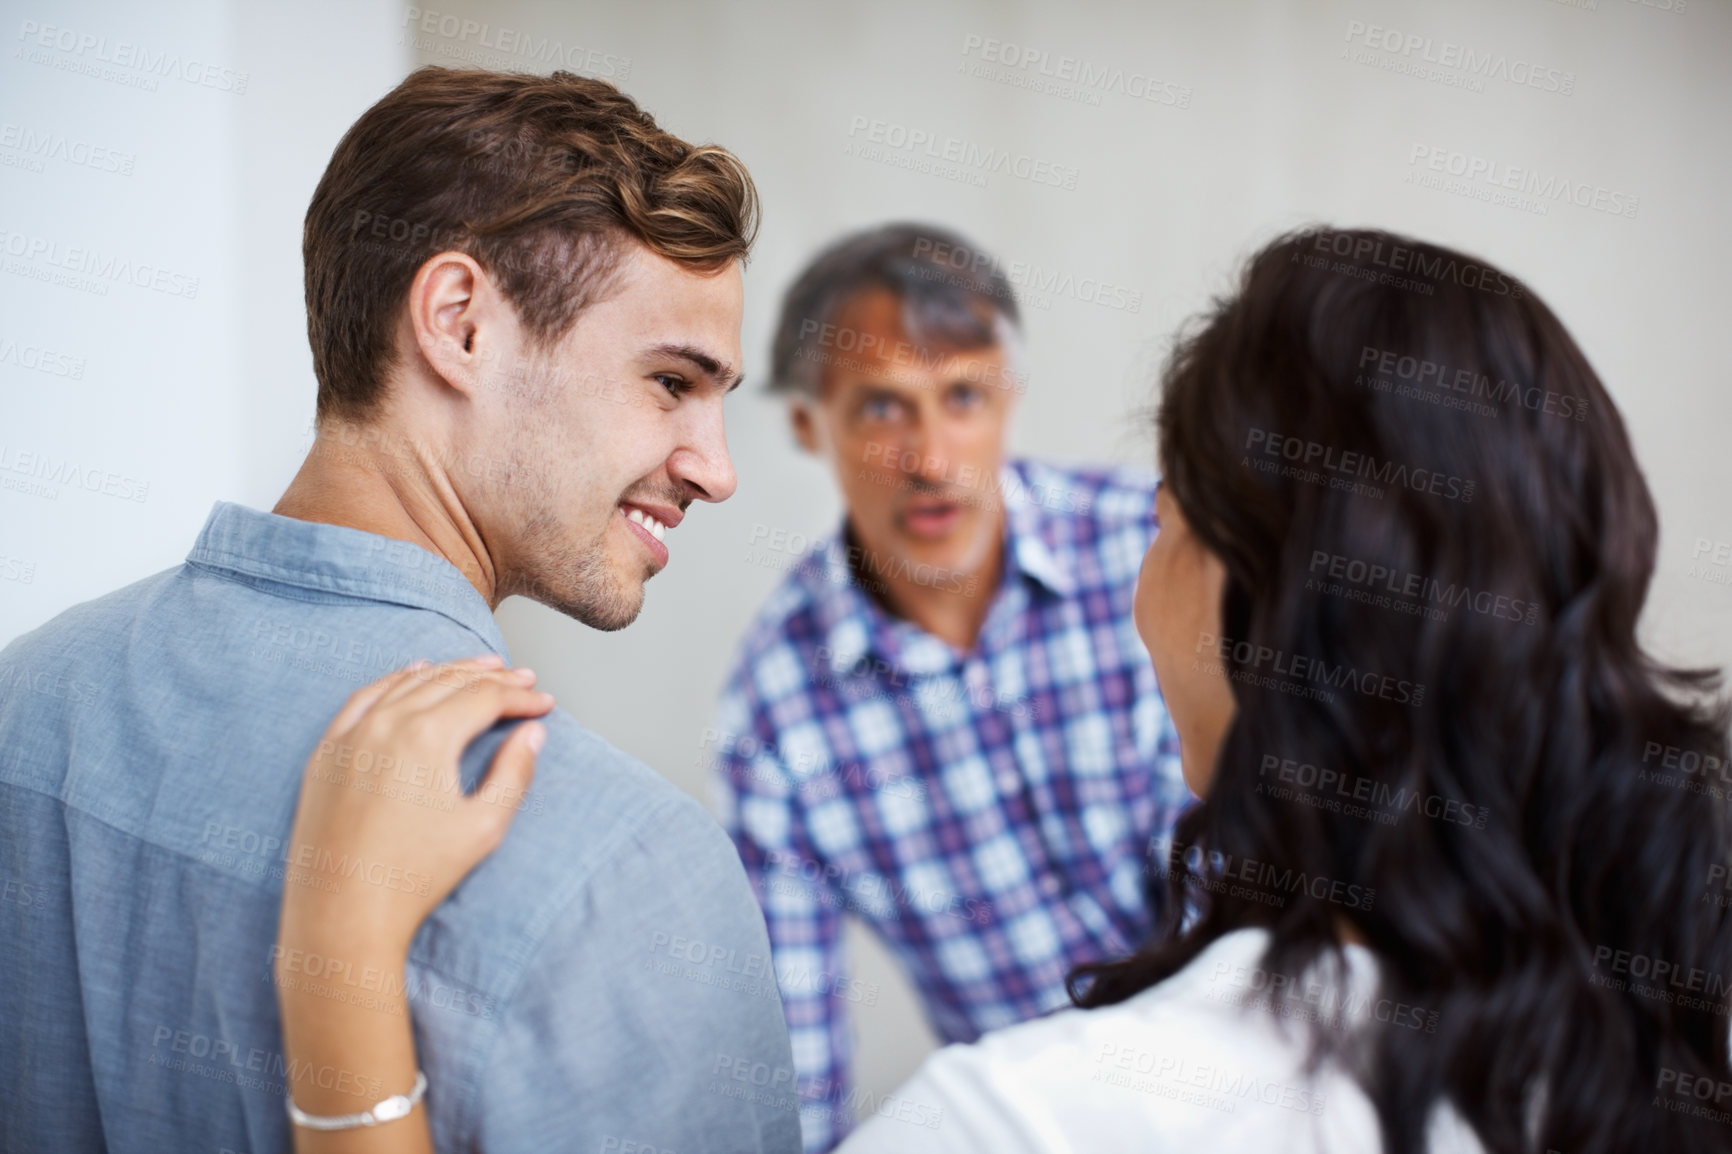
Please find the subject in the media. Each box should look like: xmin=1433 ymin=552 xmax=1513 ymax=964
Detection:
xmin=710 ymin=224 xmax=1191 ymax=1150
xmin=0 ymin=69 xmax=796 ymax=1153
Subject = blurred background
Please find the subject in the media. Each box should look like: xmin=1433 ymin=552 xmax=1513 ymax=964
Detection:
xmin=4 ymin=0 xmax=1728 ymax=1117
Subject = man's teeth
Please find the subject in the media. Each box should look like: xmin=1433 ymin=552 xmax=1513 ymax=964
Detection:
xmin=625 ymin=507 xmax=667 ymax=542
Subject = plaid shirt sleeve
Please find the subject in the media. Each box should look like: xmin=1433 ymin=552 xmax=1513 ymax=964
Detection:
xmin=711 ymin=687 xmax=857 ymax=1153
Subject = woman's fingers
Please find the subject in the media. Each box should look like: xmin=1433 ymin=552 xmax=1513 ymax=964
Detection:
xmin=402 ymin=673 xmax=555 ymax=748
xmin=369 ymin=654 xmax=508 ymax=714
xmin=464 ymin=721 xmax=545 ymax=846
xmin=323 ymin=660 xmax=433 ymax=736
xmin=375 ymin=662 xmax=536 ymax=726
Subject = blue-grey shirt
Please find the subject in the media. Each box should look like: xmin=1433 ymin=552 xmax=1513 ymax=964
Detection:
xmin=0 ymin=502 xmax=801 ymax=1154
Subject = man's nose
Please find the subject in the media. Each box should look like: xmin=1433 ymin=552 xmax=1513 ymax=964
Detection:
xmin=903 ymin=421 xmax=956 ymax=485
xmin=672 ymin=406 xmax=737 ymax=503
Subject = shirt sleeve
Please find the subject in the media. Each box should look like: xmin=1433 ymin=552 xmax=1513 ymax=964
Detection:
xmin=711 ymin=688 xmax=856 ymax=1153
xmin=469 ymin=791 xmax=802 ymax=1154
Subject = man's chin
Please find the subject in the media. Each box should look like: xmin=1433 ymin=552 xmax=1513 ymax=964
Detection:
xmin=571 ymin=596 xmax=641 ymax=632
xmin=529 ymin=569 xmax=647 ymax=633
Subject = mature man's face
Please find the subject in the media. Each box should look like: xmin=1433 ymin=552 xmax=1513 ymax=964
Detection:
xmin=470 ymin=242 xmax=744 ymax=630
xmin=796 ymin=288 xmax=1018 ymax=589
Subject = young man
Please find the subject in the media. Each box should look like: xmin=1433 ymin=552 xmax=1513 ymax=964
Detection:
xmin=710 ymin=224 xmax=1191 ymax=1150
xmin=0 ymin=69 xmax=798 ymax=1153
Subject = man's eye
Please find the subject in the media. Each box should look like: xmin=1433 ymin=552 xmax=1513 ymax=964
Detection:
xmin=655 ymin=374 xmax=690 ymax=396
xmin=862 ymin=397 xmax=902 ymax=421
xmin=949 ymin=385 xmax=985 ymax=409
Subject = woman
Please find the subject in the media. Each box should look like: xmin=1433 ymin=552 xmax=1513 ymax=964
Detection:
xmin=275 ymin=227 xmax=1732 ymax=1152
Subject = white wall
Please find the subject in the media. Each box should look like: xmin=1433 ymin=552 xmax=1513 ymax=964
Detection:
xmin=6 ymin=0 xmax=1728 ymax=1122
xmin=0 ymin=0 xmax=406 ymax=639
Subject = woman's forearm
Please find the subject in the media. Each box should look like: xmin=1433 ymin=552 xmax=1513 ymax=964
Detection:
xmin=276 ymin=914 xmax=431 ymax=1154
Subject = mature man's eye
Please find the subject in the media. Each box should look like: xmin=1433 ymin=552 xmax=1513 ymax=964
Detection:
xmin=656 ymin=374 xmax=689 ymax=396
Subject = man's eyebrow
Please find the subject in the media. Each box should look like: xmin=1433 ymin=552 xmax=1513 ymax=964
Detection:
xmin=649 ymin=343 xmax=745 ymax=393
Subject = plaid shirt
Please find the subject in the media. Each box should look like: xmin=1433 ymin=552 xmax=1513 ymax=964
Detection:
xmin=709 ymin=459 xmax=1190 ymax=1152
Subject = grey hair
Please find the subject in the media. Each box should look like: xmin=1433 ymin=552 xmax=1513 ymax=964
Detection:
xmin=768 ymin=222 xmax=1023 ymax=397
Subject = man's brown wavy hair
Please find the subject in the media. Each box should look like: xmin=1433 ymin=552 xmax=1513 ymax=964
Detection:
xmin=303 ymin=66 xmax=759 ymax=421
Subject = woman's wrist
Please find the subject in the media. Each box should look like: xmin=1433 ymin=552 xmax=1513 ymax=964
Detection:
xmin=280 ymin=886 xmax=417 ymax=962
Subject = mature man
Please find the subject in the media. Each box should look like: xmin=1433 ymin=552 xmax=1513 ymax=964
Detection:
xmin=710 ymin=224 xmax=1191 ymax=1150
xmin=0 ymin=68 xmax=797 ymax=1153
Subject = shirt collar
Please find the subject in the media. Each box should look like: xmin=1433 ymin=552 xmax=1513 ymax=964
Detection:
xmin=184 ymin=501 xmax=508 ymax=654
xmin=809 ymin=461 xmax=1075 ymax=677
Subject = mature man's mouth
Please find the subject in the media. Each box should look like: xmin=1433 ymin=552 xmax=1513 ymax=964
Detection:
xmin=619 ymin=501 xmax=680 ymax=568
xmin=899 ymin=498 xmax=963 ymax=540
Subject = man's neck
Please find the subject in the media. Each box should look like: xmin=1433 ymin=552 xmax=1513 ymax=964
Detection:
xmin=273 ymin=426 xmax=502 ymax=607
xmin=849 ymin=513 xmax=1006 ymax=654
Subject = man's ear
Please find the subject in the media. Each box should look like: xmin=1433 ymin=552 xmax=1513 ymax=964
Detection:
xmin=406 ymin=252 xmax=492 ymax=399
xmin=789 ymin=398 xmax=823 ymax=455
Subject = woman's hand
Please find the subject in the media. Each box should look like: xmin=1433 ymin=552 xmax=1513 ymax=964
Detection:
xmin=278 ymin=654 xmax=554 ymax=957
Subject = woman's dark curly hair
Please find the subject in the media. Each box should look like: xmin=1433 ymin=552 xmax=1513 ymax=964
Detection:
xmin=1071 ymin=227 xmax=1732 ymax=1153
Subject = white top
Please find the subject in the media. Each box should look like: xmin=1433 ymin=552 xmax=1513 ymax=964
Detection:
xmin=838 ymin=928 xmax=1485 ymax=1154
